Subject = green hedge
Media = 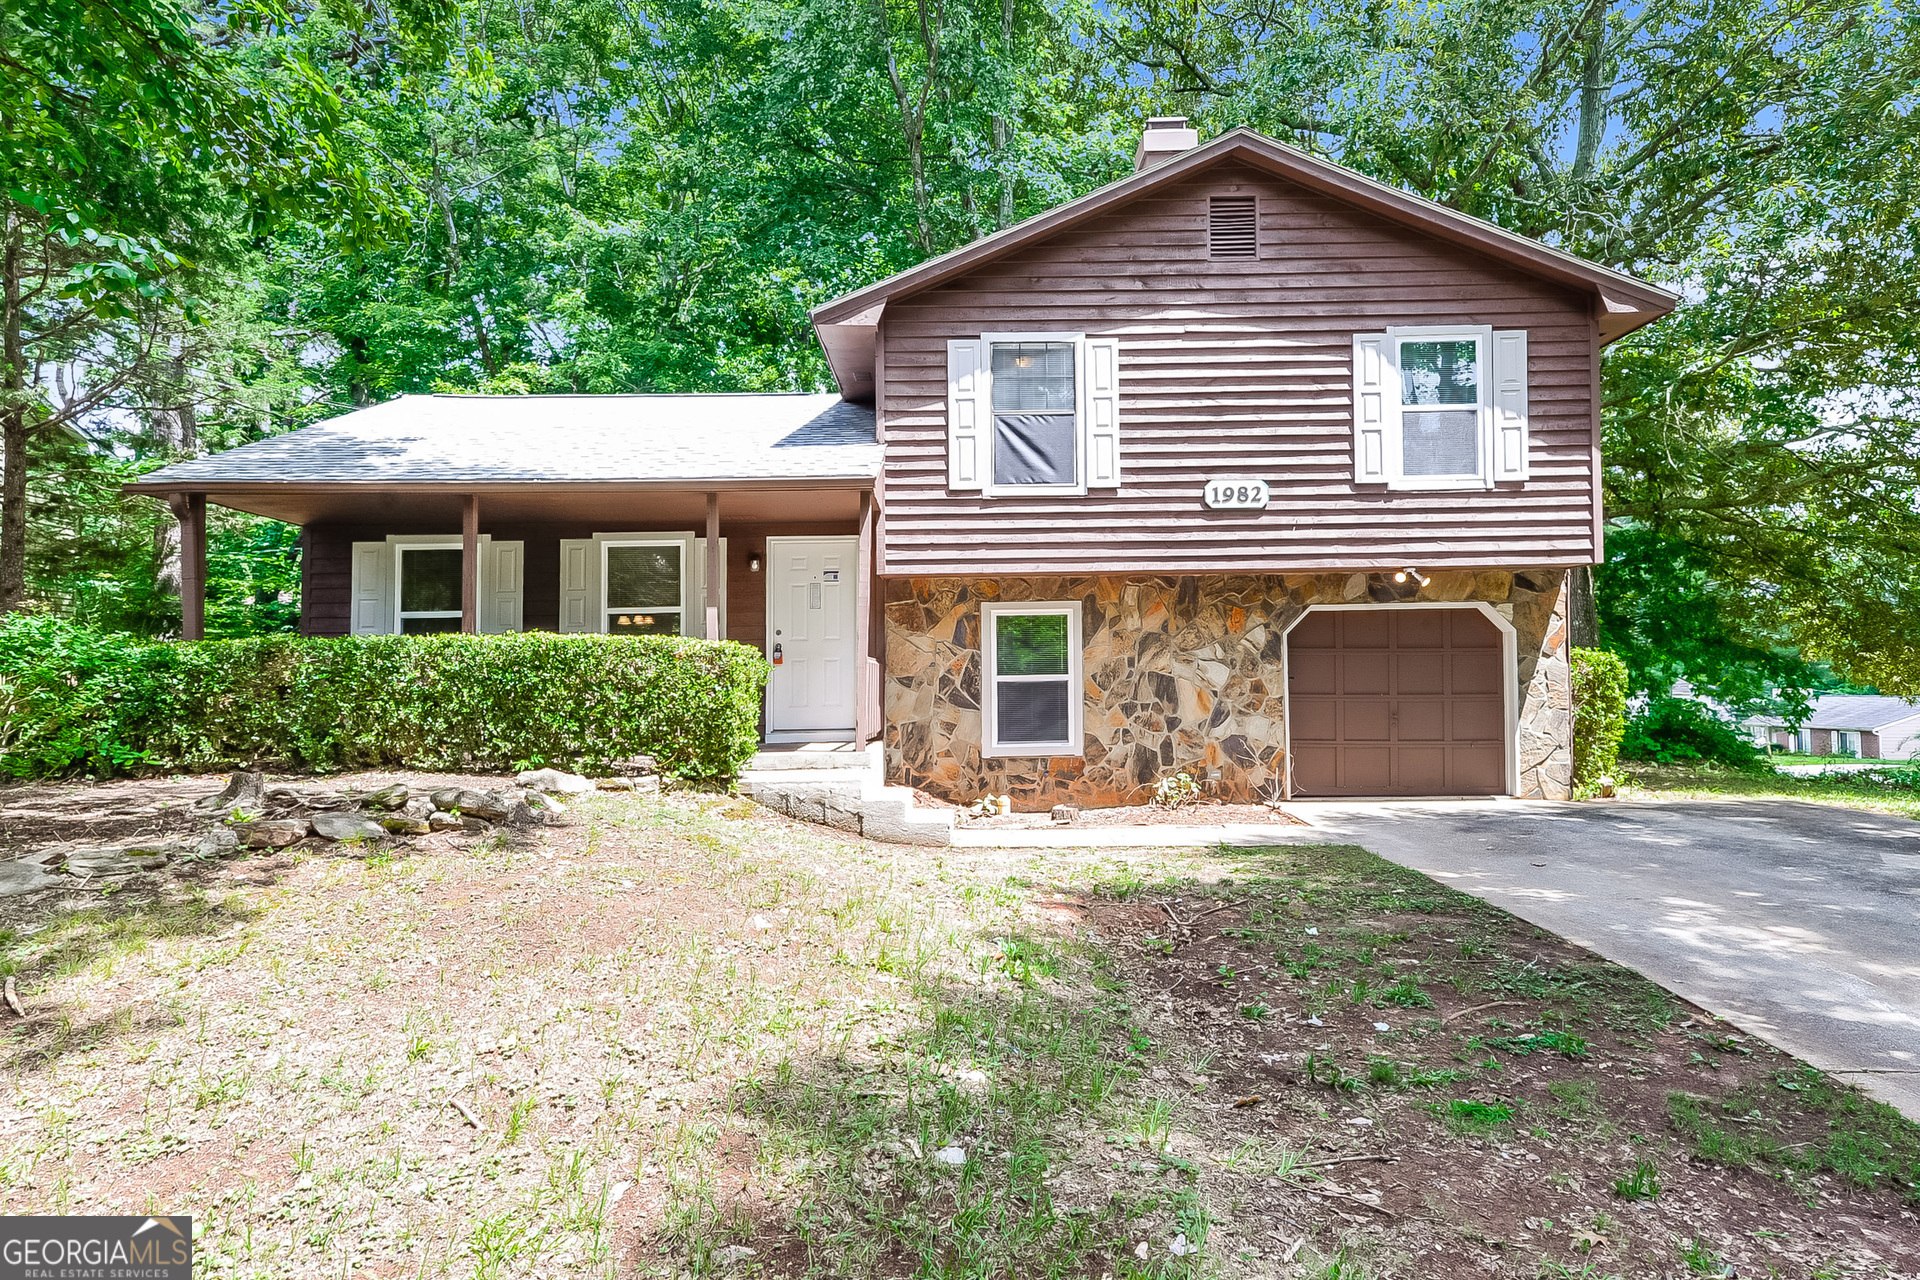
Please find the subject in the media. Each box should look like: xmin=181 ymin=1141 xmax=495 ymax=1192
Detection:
xmin=1570 ymin=647 xmax=1629 ymax=793
xmin=0 ymin=617 xmax=769 ymax=781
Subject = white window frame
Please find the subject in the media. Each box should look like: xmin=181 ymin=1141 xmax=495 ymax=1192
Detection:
xmin=600 ymin=538 xmax=687 ymax=636
xmin=392 ymin=541 xmax=465 ymax=634
xmin=981 ymin=331 xmax=1088 ymax=498
xmin=981 ymin=600 xmax=1083 ymax=757
xmin=1386 ymin=323 xmax=1495 ymax=492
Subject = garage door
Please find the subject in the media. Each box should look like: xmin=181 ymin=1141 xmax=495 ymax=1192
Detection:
xmin=1287 ymin=608 xmax=1506 ymax=796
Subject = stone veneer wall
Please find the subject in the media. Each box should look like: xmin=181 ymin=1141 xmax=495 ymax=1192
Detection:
xmin=884 ymin=569 xmax=1571 ymax=810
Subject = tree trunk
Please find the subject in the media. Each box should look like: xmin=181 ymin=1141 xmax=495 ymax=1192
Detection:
xmin=0 ymin=215 xmax=28 ymax=615
xmin=993 ymin=0 xmax=1014 ymax=230
xmin=1568 ymin=563 xmax=1601 ymax=649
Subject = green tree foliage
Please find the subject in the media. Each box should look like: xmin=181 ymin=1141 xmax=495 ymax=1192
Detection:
xmin=6 ymin=0 xmax=1917 ymax=705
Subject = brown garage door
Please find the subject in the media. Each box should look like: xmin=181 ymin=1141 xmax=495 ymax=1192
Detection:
xmin=1287 ymin=608 xmax=1506 ymax=796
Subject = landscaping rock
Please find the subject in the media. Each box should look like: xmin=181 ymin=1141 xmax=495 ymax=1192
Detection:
xmin=446 ymin=790 xmax=508 ymax=820
xmin=515 ymin=768 xmax=596 ymax=795
xmin=361 ymin=784 xmax=411 ymax=810
xmin=311 ymin=812 xmax=388 ymax=842
xmin=229 ymin=819 xmax=309 ymax=849
xmin=596 ymin=777 xmax=635 ymax=791
xmin=400 ymin=796 xmax=435 ymax=821
xmin=531 ymin=794 xmax=568 ymax=817
xmin=503 ymin=800 xmax=540 ymax=828
xmin=65 ymin=845 xmax=167 ymax=876
xmin=193 ymin=825 xmax=240 ymax=859
xmin=0 ymin=861 xmax=59 ymax=896
xmin=381 ymin=816 xmax=432 ymax=836
xmin=195 ymin=770 xmax=265 ymax=814
xmin=428 ymin=811 xmax=463 ymax=831
xmin=1050 ymin=804 xmax=1081 ymax=824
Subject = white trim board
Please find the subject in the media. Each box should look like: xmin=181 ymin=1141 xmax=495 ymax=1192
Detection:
xmin=1279 ymin=601 xmax=1519 ymax=799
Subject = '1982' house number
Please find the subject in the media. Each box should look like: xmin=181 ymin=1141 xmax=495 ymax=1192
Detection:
xmin=1202 ymin=479 xmax=1270 ymax=509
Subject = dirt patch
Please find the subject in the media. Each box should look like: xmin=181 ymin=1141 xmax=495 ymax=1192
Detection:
xmin=1074 ymin=848 xmax=1920 ymax=1278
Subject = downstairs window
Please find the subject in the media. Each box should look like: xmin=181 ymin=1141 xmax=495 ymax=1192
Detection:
xmin=982 ymin=601 xmax=1083 ymax=757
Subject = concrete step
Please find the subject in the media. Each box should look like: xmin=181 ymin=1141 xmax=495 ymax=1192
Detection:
xmin=739 ymin=743 xmax=954 ymax=847
xmin=747 ymin=749 xmax=872 ymax=771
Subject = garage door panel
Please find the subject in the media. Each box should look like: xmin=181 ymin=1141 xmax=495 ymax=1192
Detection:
xmin=1451 ymin=651 xmax=1503 ymax=695
xmin=1397 ymin=652 xmax=1446 ymax=694
xmin=1292 ymin=699 xmax=1338 ymax=742
xmin=1396 ymin=747 xmax=1448 ymax=793
xmin=1452 ymin=699 xmax=1505 ymax=741
xmin=1287 ymin=607 xmax=1508 ymax=798
xmin=1290 ymin=612 xmax=1336 ymax=648
xmin=1450 ymin=745 xmax=1505 ymax=792
xmin=1289 ymin=652 xmax=1336 ymax=691
xmin=1339 ymin=747 xmax=1391 ymax=791
xmin=1395 ymin=700 xmax=1447 ymax=741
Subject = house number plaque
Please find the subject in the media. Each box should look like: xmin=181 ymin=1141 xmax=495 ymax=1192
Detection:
xmin=1202 ymin=478 xmax=1270 ymax=510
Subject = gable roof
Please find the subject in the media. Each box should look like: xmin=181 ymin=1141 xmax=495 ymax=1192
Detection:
xmin=128 ymin=393 xmax=878 ymax=493
xmin=1743 ymin=694 xmax=1920 ymax=733
xmin=810 ymin=127 xmax=1679 ymax=396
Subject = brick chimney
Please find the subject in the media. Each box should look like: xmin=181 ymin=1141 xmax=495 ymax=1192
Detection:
xmin=1134 ymin=116 xmax=1200 ymax=171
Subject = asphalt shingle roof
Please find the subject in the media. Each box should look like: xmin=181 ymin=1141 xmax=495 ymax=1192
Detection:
xmin=136 ymin=393 xmax=878 ymax=486
xmin=1745 ymin=694 xmax=1920 ymax=732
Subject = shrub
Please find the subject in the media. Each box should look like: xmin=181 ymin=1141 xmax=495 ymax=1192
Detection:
xmin=0 ymin=617 xmax=768 ymax=781
xmin=1570 ymin=648 xmax=1629 ymax=793
xmin=1621 ymin=695 xmax=1763 ymax=767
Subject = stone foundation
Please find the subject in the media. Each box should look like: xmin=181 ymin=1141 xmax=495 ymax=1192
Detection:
xmin=883 ymin=569 xmax=1572 ymax=809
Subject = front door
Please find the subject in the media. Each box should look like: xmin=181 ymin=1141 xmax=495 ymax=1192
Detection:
xmin=767 ymin=537 xmax=859 ymax=733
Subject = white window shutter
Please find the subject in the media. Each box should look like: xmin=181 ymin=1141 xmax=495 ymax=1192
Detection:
xmin=947 ymin=339 xmax=985 ymax=490
xmin=349 ymin=542 xmax=393 ymax=635
xmin=1491 ymin=329 xmax=1530 ymax=482
xmin=1352 ymin=333 xmax=1393 ymax=484
xmin=481 ymin=540 xmax=524 ymax=633
xmin=558 ymin=538 xmax=596 ymax=632
xmin=1084 ymin=336 xmax=1121 ymax=488
xmin=690 ymin=537 xmax=728 ymax=639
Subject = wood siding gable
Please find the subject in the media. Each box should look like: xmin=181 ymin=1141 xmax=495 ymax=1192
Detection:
xmin=878 ymin=160 xmax=1602 ymax=577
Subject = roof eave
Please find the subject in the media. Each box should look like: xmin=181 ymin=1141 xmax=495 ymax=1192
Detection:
xmin=809 ymin=127 xmax=1679 ymax=336
xmin=123 ymin=474 xmax=880 ymax=496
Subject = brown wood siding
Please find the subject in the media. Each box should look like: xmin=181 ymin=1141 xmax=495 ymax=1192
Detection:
xmin=879 ymin=161 xmax=1600 ymax=575
xmin=300 ymin=520 xmax=854 ymax=643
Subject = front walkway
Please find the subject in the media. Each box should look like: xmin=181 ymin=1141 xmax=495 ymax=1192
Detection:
xmin=959 ymin=795 xmax=1920 ymax=1118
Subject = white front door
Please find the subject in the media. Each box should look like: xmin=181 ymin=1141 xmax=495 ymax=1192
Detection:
xmin=767 ymin=536 xmax=859 ymax=733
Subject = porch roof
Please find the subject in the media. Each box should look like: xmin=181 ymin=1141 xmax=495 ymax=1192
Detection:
xmin=129 ymin=392 xmax=878 ymax=491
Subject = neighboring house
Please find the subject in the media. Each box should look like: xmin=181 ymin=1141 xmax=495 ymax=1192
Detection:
xmin=1742 ymin=696 xmax=1920 ymax=760
xmin=129 ymin=118 xmax=1677 ymax=807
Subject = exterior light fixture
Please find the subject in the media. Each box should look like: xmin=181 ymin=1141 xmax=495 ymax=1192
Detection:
xmin=748 ymin=551 xmax=763 ymax=572
xmin=1392 ymin=568 xmax=1429 ymax=586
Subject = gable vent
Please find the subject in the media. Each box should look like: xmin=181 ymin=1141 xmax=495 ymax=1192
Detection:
xmin=1209 ymin=196 xmax=1258 ymax=260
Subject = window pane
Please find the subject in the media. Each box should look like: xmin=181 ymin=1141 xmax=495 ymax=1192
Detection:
xmin=991 ymin=342 xmax=1075 ymax=412
xmin=996 ymin=613 xmax=1069 ymax=676
xmin=607 ymin=545 xmax=681 ymax=609
xmin=399 ymin=548 xmax=462 ymax=613
xmin=997 ymin=679 xmax=1071 ymax=746
xmin=608 ymin=610 xmax=681 ymax=636
xmin=993 ymin=414 xmax=1077 ymax=485
xmin=400 ymin=615 xmax=462 ymax=635
xmin=1403 ymin=410 xmax=1479 ymax=475
xmin=1400 ymin=340 xmax=1480 ymax=406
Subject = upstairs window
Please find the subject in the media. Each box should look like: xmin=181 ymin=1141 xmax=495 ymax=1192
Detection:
xmin=1208 ymin=195 xmax=1257 ymax=259
xmin=1352 ymin=325 xmax=1530 ymax=490
xmin=946 ymin=333 xmax=1121 ymax=495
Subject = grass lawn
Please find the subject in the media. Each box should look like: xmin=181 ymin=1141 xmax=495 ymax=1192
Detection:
xmin=1 ymin=776 xmax=1917 ymax=1278
xmin=1621 ymin=760 xmax=1920 ymax=820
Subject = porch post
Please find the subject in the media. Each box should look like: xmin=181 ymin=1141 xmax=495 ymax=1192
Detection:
xmin=704 ymin=491 xmax=721 ymax=640
xmin=461 ymin=493 xmax=480 ymax=634
xmin=169 ymin=492 xmax=206 ymax=641
xmin=855 ymin=489 xmax=876 ymax=745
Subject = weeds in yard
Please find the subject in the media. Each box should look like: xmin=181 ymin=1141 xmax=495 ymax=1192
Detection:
xmin=1482 ymin=1029 xmax=1590 ymax=1059
xmin=1439 ymin=1099 xmax=1514 ymax=1134
xmin=1613 ymin=1158 xmax=1661 ymax=1201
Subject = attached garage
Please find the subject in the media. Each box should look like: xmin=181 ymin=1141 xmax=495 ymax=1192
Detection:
xmin=1286 ymin=606 xmax=1512 ymax=797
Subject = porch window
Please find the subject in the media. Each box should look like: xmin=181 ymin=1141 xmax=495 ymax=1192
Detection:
xmin=982 ymin=601 xmax=1082 ymax=757
xmin=603 ymin=541 xmax=683 ymax=635
xmin=395 ymin=545 xmax=464 ymax=634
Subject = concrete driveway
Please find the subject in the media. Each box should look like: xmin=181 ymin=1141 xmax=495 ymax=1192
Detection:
xmin=1289 ymin=797 xmax=1920 ymax=1118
